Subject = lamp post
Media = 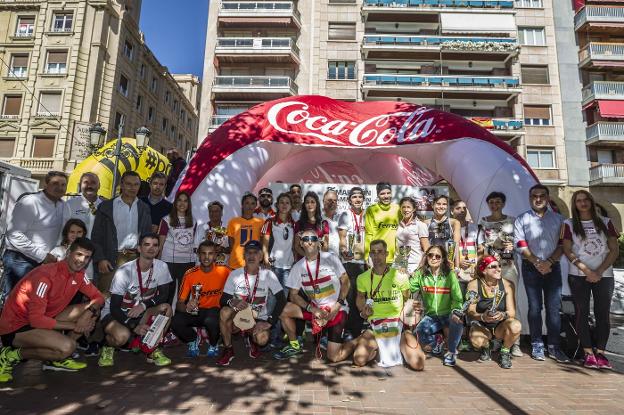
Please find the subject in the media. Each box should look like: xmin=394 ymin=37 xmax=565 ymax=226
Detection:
xmin=88 ymin=121 xmax=151 ymax=198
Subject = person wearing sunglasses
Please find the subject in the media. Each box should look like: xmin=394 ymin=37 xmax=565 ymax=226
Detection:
xmin=293 ymin=192 xmax=330 ymax=259
xmin=274 ymin=229 xmax=352 ymax=362
xmin=364 ymin=182 xmax=400 ymax=264
xmin=466 ymin=256 xmax=522 ymax=369
xmin=254 ymin=188 xmax=276 ymax=221
xmin=409 ymin=245 xmax=464 ymax=366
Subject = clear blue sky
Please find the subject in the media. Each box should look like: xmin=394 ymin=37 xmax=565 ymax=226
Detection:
xmin=139 ymin=0 xmax=209 ymax=78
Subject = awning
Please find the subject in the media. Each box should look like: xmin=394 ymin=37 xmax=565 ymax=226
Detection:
xmin=598 ymin=100 xmax=624 ymax=118
xmin=440 ymin=12 xmax=515 ymax=34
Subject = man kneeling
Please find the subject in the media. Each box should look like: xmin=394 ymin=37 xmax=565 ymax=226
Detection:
xmin=98 ymin=233 xmax=173 ymax=367
xmin=0 ymin=238 xmax=104 ymax=382
xmin=353 ymin=240 xmax=425 ymax=370
xmin=274 ymin=230 xmax=352 ymax=362
xmin=466 ymin=256 xmax=522 ymax=369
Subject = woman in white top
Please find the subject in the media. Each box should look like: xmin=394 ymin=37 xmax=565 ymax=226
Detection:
xmin=261 ymin=192 xmax=295 ymax=287
xmin=562 ymin=190 xmax=620 ymax=370
xmin=395 ymin=197 xmax=429 ymax=273
xmin=158 ymin=191 xmax=197 ymax=304
xmin=51 ymin=219 xmax=87 ymax=260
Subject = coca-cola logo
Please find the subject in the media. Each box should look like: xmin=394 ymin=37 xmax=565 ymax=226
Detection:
xmin=267 ymin=101 xmax=439 ymax=147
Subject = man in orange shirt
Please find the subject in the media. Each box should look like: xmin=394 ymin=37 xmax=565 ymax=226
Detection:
xmin=171 ymin=240 xmax=230 ymax=358
xmin=226 ymin=192 xmax=264 ymax=269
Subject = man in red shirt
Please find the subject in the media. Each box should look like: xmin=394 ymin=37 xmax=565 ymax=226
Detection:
xmin=0 ymin=237 xmax=104 ymax=382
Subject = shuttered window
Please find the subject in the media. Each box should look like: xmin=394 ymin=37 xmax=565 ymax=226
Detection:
xmin=521 ymin=65 xmax=549 ymax=84
xmin=524 ymin=105 xmax=551 ymax=126
xmin=3 ymin=95 xmax=22 ymax=115
xmin=32 ymin=136 xmax=55 ymax=158
xmin=46 ymin=51 xmax=67 ymax=74
xmin=328 ymin=23 xmax=356 ymax=41
xmin=0 ymin=138 xmax=16 ymax=157
xmin=38 ymin=92 xmax=62 ymax=115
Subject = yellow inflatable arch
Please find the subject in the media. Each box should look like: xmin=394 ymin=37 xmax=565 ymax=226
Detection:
xmin=68 ymin=138 xmax=171 ymax=199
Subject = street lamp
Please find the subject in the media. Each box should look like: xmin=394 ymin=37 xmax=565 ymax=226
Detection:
xmin=135 ymin=126 xmax=151 ymax=149
xmin=89 ymin=123 xmax=107 ymax=149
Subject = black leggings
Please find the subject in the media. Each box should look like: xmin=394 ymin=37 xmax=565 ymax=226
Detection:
xmin=166 ymin=262 xmax=196 ymax=304
xmin=170 ymin=308 xmax=220 ymax=346
xmin=568 ymin=274 xmax=614 ymax=351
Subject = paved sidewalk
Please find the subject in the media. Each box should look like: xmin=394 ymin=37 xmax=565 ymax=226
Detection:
xmin=1 ymin=342 xmax=623 ymax=415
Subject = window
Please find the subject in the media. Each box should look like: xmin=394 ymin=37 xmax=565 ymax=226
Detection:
xmin=328 ymin=23 xmax=356 ymax=41
xmin=140 ymin=64 xmax=146 ymax=80
xmin=329 ymin=0 xmax=357 ymax=3
xmin=114 ymin=112 xmax=125 ymax=131
xmin=52 ymin=13 xmax=73 ymax=32
xmin=0 ymin=137 xmax=16 ymax=158
xmin=2 ymin=95 xmax=22 ymax=118
xmin=521 ymin=65 xmax=549 ymax=84
xmin=171 ymin=125 xmax=176 ymax=139
xmin=118 ymin=75 xmax=129 ymax=96
xmin=151 ymin=77 xmax=158 ymax=93
xmin=173 ymin=100 xmax=179 ymax=111
xmin=16 ymin=16 xmax=35 ymax=37
xmin=524 ymin=105 xmax=551 ymax=126
xmin=124 ymin=40 xmax=133 ymax=60
xmin=597 ymin=149 xmax=614 ymax=164
xmin=32 ymin=136 xmax=55 ymax=158
xmin=162 ymin=117 xmax=168 ymax=131
xmin=45 ymin=51 xmax=67 ymax=74
xmin=515 ymin=0 xmax=543 ymax=7
xmin=527 ymin=148 xmax=555 ymax=169
xmin=37 ymin=92 xmax=62 ymax=117
xmin=180 ymin=109 xmax=186 ymax=122
xmin=328 ymin=61 xmax=356 ymax=80
xmin=148 ymin=106 xmax=155 ymax=122
xmin=164 ymin=90 xmax=170 ymax=104
xmin=518 ymin=27 xmax=545 ymax=46
xmin=9 ymin=54 xmax=28 ymax=78
xmin=136 ymin=95 xmax=143 ymax=112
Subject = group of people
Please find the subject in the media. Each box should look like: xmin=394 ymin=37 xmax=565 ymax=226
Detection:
xmin=0 ymin=169 xmax=619 ymax=383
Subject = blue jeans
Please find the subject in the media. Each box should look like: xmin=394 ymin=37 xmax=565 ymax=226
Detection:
xmin=268 ymin=267 xmax=290 ymax=344
xmin=522 ymin=260 xmax=562 ymax=347
xmin=416 ymin=314 xmax=463 ymax=354
xmin=2 ymin=250 xmax=38 ymax=301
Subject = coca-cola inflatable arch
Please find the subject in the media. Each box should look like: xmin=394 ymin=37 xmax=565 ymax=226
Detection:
xmin=175 ymin=95 xmax=537 ymax=224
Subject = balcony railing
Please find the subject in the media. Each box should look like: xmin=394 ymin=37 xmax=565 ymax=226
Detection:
xmin=467 ymin=117 xmax=523 ymax=130
xmin=579 ymin=42 xmax=624 ymax=64
xmin=7 ymin=68 xmax=27 ymax=78
xmin=0 ymin=114 xmax=20 ymax=120
xmin=210 ymin=115 xmax=233 ymax=128
xmin=582 ymin=81 xmax=624 ymax=103
xmin=586 ymin=122 xmax=624 ymax=143
xmin=363 ymin=74 xmax=520 ymax=88
xmin=18 ymin=158 xmax=63 ymax=173
xmin=213 ymin=76 xmax=298 ymax=93
xmin=363 ymin=0 xmax=514 ymax=8
xmin=51 ymin=27 xmax=72 ymax=33
xmin=364 ymin=35 xmax=518 ymax=51
xmin=575 ymin=6 xmax=624 ymax=30
xmin=216 ymin=37 xmax=300 ymax=54
xmin=35 ymin=111 xmax=61 ymax=118
xmin=220 ymin=1 xmax=301 ymax=20
xmin=589 ymin=163 xmax=624 ymax=184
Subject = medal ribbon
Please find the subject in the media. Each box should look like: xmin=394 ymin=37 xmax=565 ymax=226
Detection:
xmin=243 ymin=268 xmax=261 ymax=305
xmin=369 ymin=266 xmax=389 ymax=300
xmin=351 ymin=209 xmax=363 ymax=237
xmin=305 ymin=253 xmax=321 ymax=297
xmin=135 ymin=260 xmax=154 ymax=301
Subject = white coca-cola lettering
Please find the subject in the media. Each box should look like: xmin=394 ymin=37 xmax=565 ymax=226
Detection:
xmin=266 ymin=101 xmax=439 ymax=147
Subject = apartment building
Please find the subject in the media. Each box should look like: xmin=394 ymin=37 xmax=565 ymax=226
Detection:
xmin=0 ymin=0 xmax=199 ymax=181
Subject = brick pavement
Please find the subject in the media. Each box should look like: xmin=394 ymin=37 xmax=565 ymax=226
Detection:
xmin=1 ymin=341 xmax=623 ymax=415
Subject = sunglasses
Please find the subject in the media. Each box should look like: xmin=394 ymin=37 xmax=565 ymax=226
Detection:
xmin=301 ymin=236 xmax=319 ymax=243
xmin=427 ymin=253 xmax=442 ymax=260
xmin=487 ymin=264 xmax=501 ymax=270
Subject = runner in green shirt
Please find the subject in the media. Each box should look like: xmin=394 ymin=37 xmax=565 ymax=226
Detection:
xmin=364 ymin=183 xmax=400 ymax=263
xmin=353 ymin=239 xmax=425 ymax=369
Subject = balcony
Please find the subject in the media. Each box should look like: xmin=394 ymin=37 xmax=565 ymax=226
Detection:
xmin=211 ymin=75 xmax=298 ymax=99
xmin=575 ymin=6 xmax=624 ymax=33
xmin=362 ymin=35 xmax=518 ymax=61
xmin=219 ymin=1 xmax=301 ymax=28
xmin=208 ymin=115 xmax=233 ymax=132
xmin=589 ymin=163 xmax=624 ymax=186
xmin=34 ymin=111 xmax=61 ymax=119
xmin=466 ymin=117 xmax=524 ymax=138
xmin=581 ymin=81 xmax=624 ymax=105
xmin=16 ymin=158 xmax=65 ymax=175
xmin=363 ymin=0 xmax=514 ymax=9
xmin=362 ymin=74 xmax=521 ymax=100
xmin=586 ymin=122 xmax=624 ymax=146
xmin=215 ymin=37 xmax=300 ymax=64
xmin=578 ymin=42 xmax=624 ymax=69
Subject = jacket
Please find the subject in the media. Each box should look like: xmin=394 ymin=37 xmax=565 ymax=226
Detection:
xmin=91 ymin=197 xmax=152 ymax=266
xmin=408 ymin=269 xmax=463 ymax=317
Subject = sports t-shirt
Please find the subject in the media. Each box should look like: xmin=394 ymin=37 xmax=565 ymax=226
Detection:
xmin=364 ymin=203 xmax=400 ymax=263
xmin=286 ymin=252 xmax=347 ymax=309
xmin=395 ymin=218 xmax=428 ymax=272
xmin=178 ymin=265 xmax=231 ymax=309
xmin=223 ymin=268 xmax=283 ymax=320
xmin=261 ymin=217 xmax=295 ymax=269
xmin=562 ymin=217 xmax=619 ymax=277
xmin=337 ymin=209 xmax=366 ymax=264
xmin=357 ymin=267 xmax=408 ymax=321
xmin=226 ymin=216 xmax=265 ymax=269
xmin=101 ymin=259 xmax=172 ymax=318
xmin=324 ymin=212 xmax=341 ymax=256
xmin=294 ymin=220 xmax=329 ymax=238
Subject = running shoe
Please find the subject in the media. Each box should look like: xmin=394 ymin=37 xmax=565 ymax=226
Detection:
xmin=186 ymin=340 xmax=200 ymax=358
xmin=595 ymin=353 xmax=613 ymax=370
xmin=161 ymin=332 xmax=179 ymax=348
xmin=273 ymin=344 xmax=303 ymax=360
xmin=547 ymin=346 xmax=570 ymax=363
xmin=147 ymin=348 xmax=171 ymax=366
xmin=84 ymin=342 xmax=100 ymax=357
xmin=583 ymin=353 xmax=599 ymax=369
xmin=499 ymin=351 xmax=512 ymax=369
xmin=478 ymin=346 xmax=491 ymax=362
xmin=0 ymin=347 xmax=21 ymax=383
xmin=216 ymin=347 xmax=235 ymax=366
xmin=510 ymin=343 xmax=523 ymax=358
xmin=43 ymin=358 xmax=87 ymax=372
xmin=71 ymin=350 xmax=80 ymax=360
xmin=248 ymin=341 xmax=261 ymax=359
xmin=98 ymin=346 xmax=115 ymax=367
xmin=206 ymin=345 xmax=220 ymax=358
xmin=431 ymin=334 xmax=445 ymax=356
xmin=531 ymin=343 xmax=546 ymax=361
xmin=443 ymin=352 xmax=457 ymax=367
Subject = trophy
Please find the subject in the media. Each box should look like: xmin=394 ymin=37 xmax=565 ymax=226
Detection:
xmin=190 ymin=284 xmax=202 ymax=315
xmin=396 ymin=245 xmax=411 ymax=271
xmin=499 ymin=230 xmax=514 ymax=260
xmin=212 ymin=226 xmax=227 ymax=244
xmin=347 ymin=233 xmax=355 ymax=258
xmin=447 ymin=241 xmax=456 ymax=263
xmin=452 ymin=290 xmax=478 ymax=319
xmin=487 ymin=287 xmax=505 ymax=317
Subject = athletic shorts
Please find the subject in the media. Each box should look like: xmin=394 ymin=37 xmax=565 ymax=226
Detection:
xmin=301 ymin=310 xmax=347 ymax=344
xmin=0 ymin=325 xmax=34 ymax=348
xmin=100 ymin=313 xmax=143 ymax=331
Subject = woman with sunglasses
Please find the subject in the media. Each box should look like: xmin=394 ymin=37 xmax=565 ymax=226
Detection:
xmin=466 ymin=256 xmax=521 ymax=369
xmin=261 ymin=193 xmax=295 ymax=287
xmin=562 ymin=190 xmax=619 ymax=370
xmin=293 ymin=192 xmax=329 ymax=259
xmin=395 ymin=197 xmax=429 ymax=274
xmin=409 ymin=245 xmax=464 ymax=366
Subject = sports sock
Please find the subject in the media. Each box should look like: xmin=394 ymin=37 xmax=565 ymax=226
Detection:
xmin=501 ymin=347 xmax=510 ymax=354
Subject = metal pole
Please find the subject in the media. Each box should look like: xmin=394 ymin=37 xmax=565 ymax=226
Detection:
xmin=110 ymin=120 xmax=124 ymax=198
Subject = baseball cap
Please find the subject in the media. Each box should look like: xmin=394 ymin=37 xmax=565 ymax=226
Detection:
xmin=244 ymin=240 xmax=262 ymax=251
